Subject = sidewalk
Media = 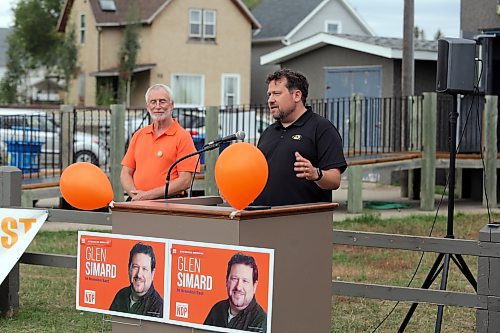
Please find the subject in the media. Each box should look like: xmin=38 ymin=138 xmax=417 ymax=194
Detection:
xmin=35 ymin=198 xmax=111 ymax=231
xmin=331 ymin=182 xmax=498 ymax=221
xmin=36 ymin=182 xmax=498 ymax=230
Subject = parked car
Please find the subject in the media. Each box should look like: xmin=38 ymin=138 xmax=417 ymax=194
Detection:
xmin=0 ymin=109 xmax=107 ymax=170
xmin=219 ymin=111 xmax=272 ymax=145
xmin=175 ymin=109 xmax=272 ymax=145
xmin=102 ymin=108 xmax=271 ymax=166
xmin=175 ymin=109 xmax=206 ymax=144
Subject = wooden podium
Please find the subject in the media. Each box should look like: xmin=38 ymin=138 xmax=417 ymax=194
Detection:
xmin=111 ymin=197 xmax=337 ymax=332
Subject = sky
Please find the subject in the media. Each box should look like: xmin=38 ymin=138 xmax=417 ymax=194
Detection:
xmin=348 ymin=0 xmax=460 ymax=39
xmin=0 ymin=0 xmax=461 ymax=40
xmin=0 ymin=0 xmax=17 ymax=28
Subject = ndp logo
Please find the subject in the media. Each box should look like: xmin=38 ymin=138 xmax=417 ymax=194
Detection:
xmin=84 ymin=290 xmax=96 ymax=304
xmin=175 ymin=302 xmax=189 ymax=318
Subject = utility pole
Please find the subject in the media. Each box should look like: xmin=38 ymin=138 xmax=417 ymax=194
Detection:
xmin=401 ymin=0 xmax=415 ymax=197
xmin=402 ymin=0 xmax=415 ymax=98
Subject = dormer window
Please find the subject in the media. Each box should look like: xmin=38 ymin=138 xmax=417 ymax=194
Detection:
xmin=99 ymin=0 xmax=116 ymax=12
xmin=189 ymin=8 xmax=217 ymax=40
xmin=325 ymin=20 xmax=341 ymax=34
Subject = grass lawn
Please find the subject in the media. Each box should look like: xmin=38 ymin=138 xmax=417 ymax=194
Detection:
xmin=0 ymin=231 xmax=112 ymax=333
xmin=0 ymin=213 xmax=494 ymax=332
xmin=331 ymin=212 xmax=496 ymax=333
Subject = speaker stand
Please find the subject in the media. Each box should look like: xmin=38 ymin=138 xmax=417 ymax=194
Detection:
xmin=398 ymin=94 xmax=477 ymax=333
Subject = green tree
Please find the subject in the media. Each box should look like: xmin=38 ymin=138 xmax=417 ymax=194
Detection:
xmin=13 ymin=0 xmax=62 ymax=68
xmin=0 ymin=33 xmax=28 ymax=103
xmin=413 ymin=26 xmax=425 ymax=40
xmin=118 ymin=2 xmax=140 ymax=106
xmin=55 ymin=25 xmax=78 ymax=101
xmin=242 ymin=0 xmax=262 ymax=10
xmin=0 ymin=0 xmax=77 ymax=103
xmin=434 ymin=29 xmax=444 ymax=40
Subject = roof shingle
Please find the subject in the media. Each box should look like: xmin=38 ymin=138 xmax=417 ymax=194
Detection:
xmin=252 ymin=0 xmax=324 ymax=39
xmin=335 ymin=33 xmax=438 ymax=52
xmin=89 ymin=0 xmax=167 ymax=25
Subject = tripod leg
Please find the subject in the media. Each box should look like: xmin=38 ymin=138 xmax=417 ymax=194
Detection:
xmin=398 ymin=253 xmax=445 ymax=333
xmin=450 ymin=254 xmax=477 ymax=291
xmin=435 ymin=253 xmax=451 ymax=333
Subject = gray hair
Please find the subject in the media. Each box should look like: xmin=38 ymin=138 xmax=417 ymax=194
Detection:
xmin=144 ymin=84 xmax=174 ymax=103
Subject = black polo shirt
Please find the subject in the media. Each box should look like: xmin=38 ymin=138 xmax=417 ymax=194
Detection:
xmin=254 ymin=108 xmax=347 ymax=206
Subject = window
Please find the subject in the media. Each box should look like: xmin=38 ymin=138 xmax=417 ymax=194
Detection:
xmin=189 ymin=8 xmax=216 ymax=39
xmin=80 ymin=14 xmax=86 ymax=44
xmin=325 ymin=20 xmax=341 ymax=34
xmin=171 ymin=74 xmax=204 ymax=107
xmin=98 ymin=0 xmax=116 ymax=11
xmin=203 ymin=10 xmax=216 ymax=38
xmin=221 ymin=74 xmax=240 ymax=106
xmin=189 ymin=9 xmax=202 ymax=37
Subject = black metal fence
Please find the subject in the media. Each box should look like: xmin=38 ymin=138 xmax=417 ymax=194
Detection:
xmin=310 ymin=96 xmax=424 ymax=156
xmin=0 ymin=106 xmax=62 ymax=179
xmin=0 ymin=95 xmax=463 ymax=180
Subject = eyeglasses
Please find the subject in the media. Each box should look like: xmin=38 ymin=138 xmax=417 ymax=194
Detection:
xmin=148 ymin=99 xmax=170 ymax=107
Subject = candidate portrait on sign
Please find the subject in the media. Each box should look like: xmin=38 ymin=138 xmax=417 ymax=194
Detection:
xmin=109 ymin=242 xmax=163 ymax=317
xmin=203 ymin=253 xmax=267 ymax=332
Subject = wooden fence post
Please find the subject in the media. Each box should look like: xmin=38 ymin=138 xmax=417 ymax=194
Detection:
xmin=482 ymin=95 xmax=498 ymax=208
xmin=349 ymin=94 xmax=362 ymax=153
xmin=420 ymin=92 xmax=437 ymax=211
xmin=477 ymin=224 xmax=500 ymax=332
xmin=347 ymin=165 xmax=363 ymax=213
xmin=204 ymin=106 xmax=219 ymax=196
xmin=60 ymin=105 xmax=74 ymax=170
xmin=110 ymin=104 xmax=125 ymax=201
xmin=407 ymin=96 xmax=420 ymax=200
xmin=0 ymin=166 xmax=22 ymax=317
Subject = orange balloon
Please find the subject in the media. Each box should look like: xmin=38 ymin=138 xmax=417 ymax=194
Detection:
xmin=215 ymin=142 xmax=268 ymax=210
xmin=60 ymin=162 xmax=113 ymax=210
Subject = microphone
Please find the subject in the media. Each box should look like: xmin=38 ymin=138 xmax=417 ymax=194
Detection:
xmin=205 ymin=131 xmax=245 ymax=147
xmin=164 ymin=136 xmax=238 ymax=199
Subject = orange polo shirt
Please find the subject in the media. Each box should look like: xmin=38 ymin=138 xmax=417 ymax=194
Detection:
xmin=121 ymin=120 xmax=200 ymax=191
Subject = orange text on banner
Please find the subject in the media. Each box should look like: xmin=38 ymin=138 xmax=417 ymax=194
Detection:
xmin=1 ymin=217 xmax=37 ymax=249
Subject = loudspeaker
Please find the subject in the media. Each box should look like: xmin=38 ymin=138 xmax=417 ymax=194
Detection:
xmin=436 ymin=38 xmax=476 ymax=94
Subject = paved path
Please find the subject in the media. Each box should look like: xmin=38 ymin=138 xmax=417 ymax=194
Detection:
xmin=332 ymin=182 xmax=498 ymax=221
xmin=35 ymin=198 xmax=111 ymax=231
xmin=35 ymin=182 xmax=498 ymax=230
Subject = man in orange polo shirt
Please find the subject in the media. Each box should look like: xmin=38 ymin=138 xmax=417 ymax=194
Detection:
xmin=120 ymin=84 xmax=200 ymax=201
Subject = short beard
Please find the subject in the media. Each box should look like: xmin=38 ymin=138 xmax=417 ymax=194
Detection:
xmin=150 ymin=112 xmax=170 ymax=122
xmin=273 ymin=108 xmax=292 ymax=122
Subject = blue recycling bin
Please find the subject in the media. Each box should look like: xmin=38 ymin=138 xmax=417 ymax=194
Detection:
xmin=5 ymin=140 xmax=44 ymax=174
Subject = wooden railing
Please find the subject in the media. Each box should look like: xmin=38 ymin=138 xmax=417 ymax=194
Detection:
xmin=332 ymin=228 xmax=500 ymax=332
xmin=0 ymin=165 xmax=499 ymax=331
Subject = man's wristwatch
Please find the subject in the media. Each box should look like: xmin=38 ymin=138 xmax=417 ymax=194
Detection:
xmin=314 ymin=168 xmax=323 ymax=181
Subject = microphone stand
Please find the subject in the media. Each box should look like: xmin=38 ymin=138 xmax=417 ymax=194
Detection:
xmin=164 ymin=142 xmax=221 ymax=200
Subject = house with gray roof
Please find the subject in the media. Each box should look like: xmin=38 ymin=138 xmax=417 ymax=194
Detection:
xmin=250 ymin=0 xmax=374 ymax=105
xmin=58 ymin=0 xmax=260 ymax=106
xmin=260 ymin=32 xmax=438 ymax=99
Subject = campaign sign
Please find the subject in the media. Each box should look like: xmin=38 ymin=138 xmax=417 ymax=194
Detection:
xmin=0 ymin=208 xmax=48 ymax=285
xmin=168 ymin=241 xmax=274 ymax=333
xmin=76 ymin=231 xmax=167 ymax=321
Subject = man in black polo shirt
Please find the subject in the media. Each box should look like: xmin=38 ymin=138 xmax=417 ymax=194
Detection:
xmin=253 ymin=68 xmax=347 ymax=206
